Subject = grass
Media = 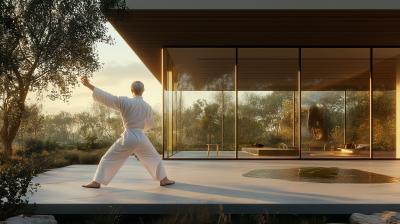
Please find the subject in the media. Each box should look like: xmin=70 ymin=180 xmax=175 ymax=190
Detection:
xmin=0 ymin=146 xmax=109 ymax=169
xmin=43 ymin=148 xmax=108 ymax=168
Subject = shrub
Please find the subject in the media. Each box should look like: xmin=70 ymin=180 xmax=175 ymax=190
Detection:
xmin=75 ymin=135 xmax=110 ymax=151
xmin=41 ymin=150 xmax=50 ymax=157
xmin=75 ymin=135 xmax=98 ymax=151
xmin=74 ymin=141 xmax=85 ymax=151
xmin=64 ymin=152 xmax=80 ymax=164
xmin=0 ymin=154 xmax=50 ymax=220
xmin=95 ymin=139 xmax=112 ymax=149
xmin=374 ymin=139 xmax=395 ymax=151
xmin=50 ymin=158 xmax=70 ymax=168
xmin=84 ymin=135 xmax=98 ymax=151
xmin=14 ymin=147 xmax=24 ymax=157
xmin=0 ymin=152 xmax=8 ymax=166
xmin=23 ymin=139 xmax=44 ymax=156
xmin=43 ymin=137 xmax=60 ymax=152
xmin=81 ymin=151 xmax=102 ymax=164
xmin=59 ymin=143 xmax=74 ymax=150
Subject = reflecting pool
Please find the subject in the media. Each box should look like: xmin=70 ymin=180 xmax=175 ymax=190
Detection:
xmin=243 ymin=167 xmax=400 ymax=183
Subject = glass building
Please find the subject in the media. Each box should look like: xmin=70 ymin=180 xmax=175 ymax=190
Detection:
xmin=109 ymin=1 xmax=400 ymax=159
xmin=162 ymin=48 xmax=399 ymax=159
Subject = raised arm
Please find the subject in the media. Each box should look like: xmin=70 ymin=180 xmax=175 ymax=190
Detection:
xmin=81 ymin=76 xmax=95 ymax=91
xmin=81 ymin=76 xmax=121 ymax=111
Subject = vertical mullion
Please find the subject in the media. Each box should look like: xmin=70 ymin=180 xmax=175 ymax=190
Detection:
xmin=298 ymin=48 xmax=302 ymax=159
xmin=293 ymin=91 xmax=295 ymax=147
xmin=344 ymin=91 xmax=346 ymax=145
xmin=370 ymin=48 xmax=374 ymax=159
xmin=235 ymin=48 xmax=238 ymax=160
xmin=162 ymin=48 xmax=165 ymax=160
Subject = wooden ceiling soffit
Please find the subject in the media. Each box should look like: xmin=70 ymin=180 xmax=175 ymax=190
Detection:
xmin=109 ymin=10 xmax=400 ymax=84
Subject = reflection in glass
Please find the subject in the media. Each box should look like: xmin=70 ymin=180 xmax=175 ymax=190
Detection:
xmin=163 ymin=48 xmax=235 ymax=158
xmin=373 ymin=49 xmax=398 ymax=158
xmin=301 ymin=48 xmax=370 ymax=158
xmin=238 ymin=48 xmax=299 ymax=158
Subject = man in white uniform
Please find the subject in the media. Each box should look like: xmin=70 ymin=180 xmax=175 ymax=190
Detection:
xmin=80 ymin=76 xmax=175 ymax=188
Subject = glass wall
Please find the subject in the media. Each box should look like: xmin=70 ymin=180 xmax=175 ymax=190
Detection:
xmin=373 ymin=49 xmax=399 ymax=158
xmin=163 ymin=47 xmax=399 ymax=160
xmin=301 ymin=48 xmax=370 ymax=159
xmin=238 ymin=48 xmax=299 ymax=158
xmin=163 ymin=48 xmax=236 ymax=158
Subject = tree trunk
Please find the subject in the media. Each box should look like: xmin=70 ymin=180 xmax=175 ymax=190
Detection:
xmin=1 ymin=120 xmax=21 ymax=157
xmin=4 ymin=140 xmax=13 ymax=157
xmin=0 ymin=94 xmax=27 ymax=157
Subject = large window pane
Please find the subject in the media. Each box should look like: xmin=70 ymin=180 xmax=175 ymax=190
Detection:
xmin=163 ymin=48 xmax=236 ymax=159
xmin=301 ymin=48 xmax=370 ymax=159
xmin=373 ymin=49 xmax=398 ymax=158
xmin=238 ymin=48 xmax=299 ymax=159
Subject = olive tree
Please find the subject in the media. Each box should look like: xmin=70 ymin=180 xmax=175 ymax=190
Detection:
xmin=0 ymin=0 xmax=128 ymax=157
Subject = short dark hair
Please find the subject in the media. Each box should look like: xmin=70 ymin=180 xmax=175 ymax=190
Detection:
xmin=131 ymin=81 xmax=144 ymax=95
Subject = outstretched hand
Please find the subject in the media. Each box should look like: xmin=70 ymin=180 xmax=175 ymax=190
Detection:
xmin=81 ymin=76 xmax=94 ymax=91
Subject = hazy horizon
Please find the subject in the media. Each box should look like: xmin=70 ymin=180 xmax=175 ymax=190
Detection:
xmin=27 ymin=23 xmax=162 ymax=115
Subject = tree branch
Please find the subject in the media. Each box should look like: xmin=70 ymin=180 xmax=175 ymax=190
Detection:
xmin=18 ymin=43 xmax=33 ymax=66
xmin=10 ymin=61 xmax=24 ymax=88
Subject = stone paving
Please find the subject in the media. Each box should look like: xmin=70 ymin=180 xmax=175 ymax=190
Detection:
xmin=28 ymin=158 xmax=400 ymax=214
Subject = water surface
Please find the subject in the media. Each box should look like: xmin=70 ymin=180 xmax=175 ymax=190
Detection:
xmin=243 ymin=167 xmax=400 ymax=183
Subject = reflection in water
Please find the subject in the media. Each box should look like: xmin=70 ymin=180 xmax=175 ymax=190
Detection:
xmin=243 ymin=167 xmax=400 ymax=183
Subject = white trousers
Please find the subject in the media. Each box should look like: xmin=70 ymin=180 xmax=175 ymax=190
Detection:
xmin=93 ymin=130 xmax=167 ymax=186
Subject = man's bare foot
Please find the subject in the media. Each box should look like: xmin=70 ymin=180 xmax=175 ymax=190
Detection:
xmin=160 ymin=177 xmax=175 ymax=186
xmin=82 ymin=181 xmax=101 ymax=188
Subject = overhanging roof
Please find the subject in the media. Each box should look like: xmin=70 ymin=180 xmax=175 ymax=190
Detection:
xmin=109 ymin=9 xmax=400 ymax=83
xmin=125 ymin=0 xmax=400 ymax=10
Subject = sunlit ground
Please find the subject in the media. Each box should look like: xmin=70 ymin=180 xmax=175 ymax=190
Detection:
xmin=28 ymin=158 xmax=400 ymax=215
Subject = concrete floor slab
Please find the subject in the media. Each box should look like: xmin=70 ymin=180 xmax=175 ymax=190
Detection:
xmin=28 ymin=157 xmax=400 ymax=214
xmin=164 ymin=151 xmax=396 ymax=159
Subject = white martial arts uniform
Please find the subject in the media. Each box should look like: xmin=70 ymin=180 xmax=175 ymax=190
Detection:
xmin=91 ymin=87 xmax=167 ymax=186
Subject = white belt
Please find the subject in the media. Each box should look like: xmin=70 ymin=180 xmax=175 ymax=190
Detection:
xmin=125 ymin=128 xmax=142 ymax=132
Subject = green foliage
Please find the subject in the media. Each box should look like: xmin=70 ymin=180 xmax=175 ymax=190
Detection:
xmin=58 ymin=143 xmax=74 ymax=150
xmin=75 ymin=134 xmax=113 ymax=152
xmin=84 ymin=135 xmax=98 ymax=151
xmin=0 ymin=154 xmax=50 ymax=221
xmin=14 ymin=147 xmax=24 ymax=157
xmin=169 ymin=88 xmax=395 ymax=153
xmin=41 ymin=148 xmax=106 ymax=168
xmin=74 ymin=142 xmax=85 ymax=151
xmin=44 ymin=137 xmax=60 ymax=152
xmin=0 ymin=152 xmax=7 ymax=165
xmin=374 ymin=139 xmax=395 ymax=151
xmin=0 ymin=0 xmax=128 ymax=157
xmin=81 ymin=152 xmax=102 ymax=164
xmin=329 ymin=126 xmax=344 ymax=147
xmin=75 ymin=135 xmax=97 ymax=151
xmin=43 ymin=101 xmax=125 ymax=146
xmin=15 ymin=103 xmax=46 ymax=148
xmin=63 ymin=152 xmax=80 ymax=164
xmin=97 ymin=139 xmax=113 ymax=149
xmin=23 ymin=138 xmax=44 ymax=156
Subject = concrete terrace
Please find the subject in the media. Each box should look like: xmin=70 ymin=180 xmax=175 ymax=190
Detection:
xmin=29 ymin=158 xmax=400 ymax=214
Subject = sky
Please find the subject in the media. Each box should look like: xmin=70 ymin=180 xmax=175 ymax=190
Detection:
xmin=27 ymin=23 xmax=162 ymax=115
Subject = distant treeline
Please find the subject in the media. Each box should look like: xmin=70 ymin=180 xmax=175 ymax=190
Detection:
xmin=1 ymin=101 xmax=162 ymax=153
xmin=0 ymin=90 xmax=395 ymax=154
